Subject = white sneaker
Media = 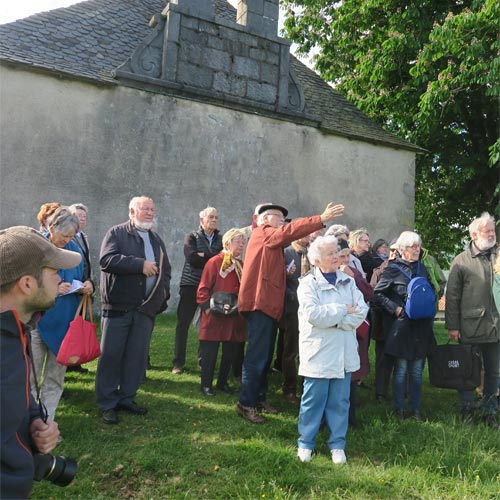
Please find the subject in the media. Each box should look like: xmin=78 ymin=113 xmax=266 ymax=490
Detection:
xmin=297 ymin=448 xmax=312 ymax=462
xmin=331 ymin=449 xmax=347 ymax=464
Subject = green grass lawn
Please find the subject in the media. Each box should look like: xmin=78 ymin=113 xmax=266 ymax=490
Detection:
xmin=31 ymin=318 xmax=500 ymax=499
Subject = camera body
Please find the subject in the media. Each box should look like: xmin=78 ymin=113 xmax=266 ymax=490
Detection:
xmin=33 ymin=453 xmax=77 ymax=487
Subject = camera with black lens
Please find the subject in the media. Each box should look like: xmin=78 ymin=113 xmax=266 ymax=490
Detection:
xmin=33 ymin=453 xmax=77 ymax=487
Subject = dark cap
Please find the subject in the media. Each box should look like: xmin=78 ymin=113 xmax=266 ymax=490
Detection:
xmin=256 ymin=203 xmax=289 ymax=217
xmin=0 ymin=226 xmax=82 ymax=286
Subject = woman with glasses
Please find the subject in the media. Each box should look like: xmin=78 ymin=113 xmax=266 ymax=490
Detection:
xmin=30 ymin=207 xmax=94 ymax=423
xmin=373 ymin=231 xmax=436 ymax=420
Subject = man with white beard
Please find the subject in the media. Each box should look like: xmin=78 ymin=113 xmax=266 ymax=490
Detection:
xmin=445 ymin=212 xmax=499 ymax=428
xmin=96 ymin=197 xmax=171 ymax=424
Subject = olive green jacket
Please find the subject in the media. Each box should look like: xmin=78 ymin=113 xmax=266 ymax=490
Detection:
xmin=445 ymin=243 xmax=499 ymax=344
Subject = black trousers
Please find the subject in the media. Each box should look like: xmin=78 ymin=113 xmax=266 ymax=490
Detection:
xmin=375 ymin=339 xmax=395 ymax=398
xmin=173 ymin=285 xmax=198 ymax=368
xmin=199 ymin=340 xmax=238 ymax=388
xmin=281 ymin=312 xmax=299 ymax=395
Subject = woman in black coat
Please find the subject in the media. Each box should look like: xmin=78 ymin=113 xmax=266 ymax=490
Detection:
xmin=373 ymin=231 xmax=436 ymax=420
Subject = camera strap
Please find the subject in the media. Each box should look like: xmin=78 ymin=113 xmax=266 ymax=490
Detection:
xmin=26 ymin=330 xmax=49 ymax=424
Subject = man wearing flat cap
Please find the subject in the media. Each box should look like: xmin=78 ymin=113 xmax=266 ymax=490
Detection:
xmin=0 ymin=226 xmax=82 ymax=499
xmin=237 ymin=202 xmax=345 ymax=423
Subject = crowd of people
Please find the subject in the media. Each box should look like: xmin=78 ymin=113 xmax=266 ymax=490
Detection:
xmin=1 ymin=198 xmax=499 ymax=497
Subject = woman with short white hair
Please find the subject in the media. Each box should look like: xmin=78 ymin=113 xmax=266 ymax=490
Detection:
xmin=296 ymin=235 xmax=368 ymax=464
xmin=373 ymin=230 xmax=436 ymax=420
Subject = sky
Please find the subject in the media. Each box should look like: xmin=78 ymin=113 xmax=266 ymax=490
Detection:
xmin=0 ymin=1 xmax=280 ymax=25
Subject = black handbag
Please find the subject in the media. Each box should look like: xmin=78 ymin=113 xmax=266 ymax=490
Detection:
xmin=209 ymin=292 xmax=239 ymax=317
xmin=428 ymin=342 xmax=481 ymax=391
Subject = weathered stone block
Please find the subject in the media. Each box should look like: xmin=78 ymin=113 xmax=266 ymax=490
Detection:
xmin=260 ymin=62 xmax=278 ymax=85
xmin=180 ymin=16 xmax=199 ymax=30
xmin=247 ymin=80 xmax=277 ymax=104
xmin=198 ymin=20 xmax=219 ymax=36
xmin=177 ymin=61 xmax=213 ymax=89
xmin=213 ymin=71 xmax=231 ymax=93
xmin=263 ymin=0 xmax=279 ymax=21
xmin=202 ymin=47 xmax=231 ymax=72
xmin=249 ymin=47 xmax=267 ymax=62
xmin=265 ymin=52 xmax=279 ymax=65
xmin=178 ymin=42 xmax=202 ymax=65
xmin=207 ymin=35 xmax=226 ymax=51
xmin=232 ymin=56 xmax=260 ymax=79
xmin=180 ymin=27 xmax=208 ymax=46
xmin=231 ymin=75 xmax=247 ymax=97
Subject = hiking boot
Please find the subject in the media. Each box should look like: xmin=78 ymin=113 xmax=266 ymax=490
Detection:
xmin=236 ymin=402 xmax=265 ymax=424
xmin=482 ymin=414 xmax=499 ymax=429
xmin=257 ymin=401 xmax=279 ymax=414
xmin=297 ymin=448 xmax=312 ymax=463
xmin=331 ymin=449 xmax=347 ymax=464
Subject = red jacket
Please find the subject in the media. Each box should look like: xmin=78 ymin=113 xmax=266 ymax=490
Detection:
xmin=197 ymin=252 xmax=246 ymax=342
xmin=238 ymin=215 xmax=324 ymax=320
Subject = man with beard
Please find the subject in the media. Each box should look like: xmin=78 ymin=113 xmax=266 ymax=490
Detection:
xmin=96 ymin=197 xmax=171 ymax=424
xmin=445 ymin=212 xmax=499 ymax=428
xmin=1 ymin=226 xmax=81 ymax=499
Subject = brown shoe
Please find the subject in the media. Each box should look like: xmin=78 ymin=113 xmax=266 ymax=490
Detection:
xmin=171 ymin=366 xmax=183 ymax=375
xmin=283 ymin=393 xmax=299 ymax=404
xmin=236 ymin=402 xmax=265 ymax=424
xmin=257 ymin=401 xmax=279 ymax=414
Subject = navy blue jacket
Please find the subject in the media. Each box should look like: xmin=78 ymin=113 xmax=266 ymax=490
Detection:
xmin=100 ymin=221 xmax=171 ymax=318
xmin=1 ymin=311 xmax=41 ymax=499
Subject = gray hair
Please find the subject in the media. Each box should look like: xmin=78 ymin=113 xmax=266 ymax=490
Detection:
xmin=47 ymin=206 xmax=79 ymax=234
xmin=129 ymin=196 xmax=153 ymax=212
xmin=199 ymin=206 xmax=218 ymax=218
xmin=69 ymin=203 xmax=88 ymax=214
xmin=307 ymin=235 xmax=338 ymax=264
xmin=469 ymin=212 xmax=495 ymax=238
xmin=396 ymin=231 xmax=422 ymax=250
xmin=325 ymin=224 xmax=349 ymax=237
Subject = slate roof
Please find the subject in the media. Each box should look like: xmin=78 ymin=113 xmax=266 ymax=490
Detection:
xmin=0 ymin=0 xmax=421 ymax=152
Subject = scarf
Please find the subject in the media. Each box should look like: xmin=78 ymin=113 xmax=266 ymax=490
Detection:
xmin=220 ymin=251 xmax=243 ymax=281
xmin=291 ymin=241 xmax=311 ymax=276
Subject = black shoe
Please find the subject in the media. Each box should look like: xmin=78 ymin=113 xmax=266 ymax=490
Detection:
xmin=67 ymin=365 xmax=89 ymax=373
xmin=102 ymin=408 xmax=119 ymax=424
xmin=482 ymin=414 xmax=499 ymax=429
xmin=117 ymin=401 xmax=148 ymax=415
xmin=201 ymin=386 xmax=216 ymax=396
xmin=409 ymin=410 xmax=423 ymax=422
xmin=393 ymin=409 xmax=405 ymax=421
xmin=216 ymin=383 xmax=234 ymax=394
xmin=461 ymin=408 xmax=474 ymax=425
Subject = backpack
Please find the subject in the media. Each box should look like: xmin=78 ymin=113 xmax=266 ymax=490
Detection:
xmin=391 ymin=261 xmax=436 ymax=320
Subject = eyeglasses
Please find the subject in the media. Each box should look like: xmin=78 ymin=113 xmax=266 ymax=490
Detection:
xmin=359 ymin=238 xmax=370 ymax=243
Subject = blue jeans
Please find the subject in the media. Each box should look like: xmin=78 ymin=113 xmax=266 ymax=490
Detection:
xmin=393 ymin=358 xmax=424 ymax=412
xmin=298 ymin=374 xmax=351 ymax=451
xmin=459 ymin=341 xmax=500 ymax=415
xmin=239 ymin=311 xmax=277 ymax=407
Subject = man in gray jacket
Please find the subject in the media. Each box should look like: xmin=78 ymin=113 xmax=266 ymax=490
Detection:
xmin=445 ymin=212 xmax=499 ymax=428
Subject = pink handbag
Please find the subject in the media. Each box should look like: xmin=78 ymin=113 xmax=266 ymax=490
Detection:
xmin=57 ymin=295 xmax=100 ymax=366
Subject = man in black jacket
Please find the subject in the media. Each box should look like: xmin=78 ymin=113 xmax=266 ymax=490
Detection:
xmin=95 ymin=197 xmax=171 ymax=424
xmin=172 ymin=207 xmax=222 ymax=374
xmin=1 ymin=226 xmax=81 ymax=499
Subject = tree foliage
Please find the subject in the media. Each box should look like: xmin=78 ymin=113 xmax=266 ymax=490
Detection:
xmin=283 ymin=0 xmax=499 ymax=264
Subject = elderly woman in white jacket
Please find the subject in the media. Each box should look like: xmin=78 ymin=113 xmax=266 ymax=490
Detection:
xmin=296 ymin=235 xmax=368 ymax=464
